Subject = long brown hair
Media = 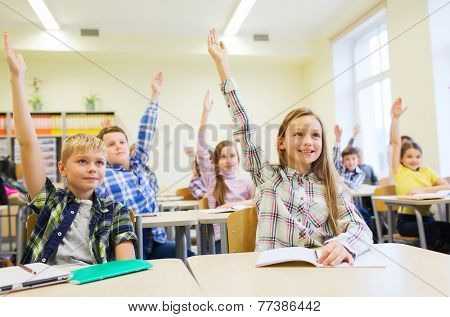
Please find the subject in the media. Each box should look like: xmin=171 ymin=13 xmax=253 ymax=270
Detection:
xmin=212 ymin=140 xmax=239 ymax=207
xmin=277 ymin=108 xmax=341 ymax=235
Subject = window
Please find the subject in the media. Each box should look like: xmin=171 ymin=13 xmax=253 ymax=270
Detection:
xmin=332 ymin=10 xmax=392 ymax=178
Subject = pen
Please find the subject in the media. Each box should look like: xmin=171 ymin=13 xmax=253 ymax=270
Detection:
xmin=18 ymin=264 xmax=37 ymax=275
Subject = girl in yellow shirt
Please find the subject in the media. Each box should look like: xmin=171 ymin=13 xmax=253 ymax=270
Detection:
xmin=391 ymin=98 xmax=450 ymax=253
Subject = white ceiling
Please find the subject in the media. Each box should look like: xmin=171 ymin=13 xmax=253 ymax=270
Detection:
xmin=0 ymin=0 xmax=381 ymax=61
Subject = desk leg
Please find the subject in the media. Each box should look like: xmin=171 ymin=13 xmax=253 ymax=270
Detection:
xmin=136 ymin=216 xmax=143 ymax=260
xmin=412 ymin=208 xmax=427 ymax=249
xmin=220 ymin=223 xmax=228 ymax=254
xmin=175 ymin=226 xmax=187 ymax=264
xmin=207 ymin=224 xmax=215 ymax=255
xmin=16 ymin=206 xmax=26 ymax=265
xmin=387 ymin=204 xmax=393 ymax=243
xmin=199 ymin=224 xmax=208 ymax=255
xmin=186 ymin=225 xmax=192 ymax=250
xmin=446 ymin=204 xmax=450 ymax=223
xmin=371 ymin=198 xmax=383 ymax=244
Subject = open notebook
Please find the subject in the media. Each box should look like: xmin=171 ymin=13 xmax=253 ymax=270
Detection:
xmin=199 ymin=205 xmax=250 ymax=214
xmin=397 ymin=190 xmax=450 ymax=200
xmin=256 ymin=247 xmax=386 ymax=268
xmin=0 ymin=263 xmax=72 ymax=294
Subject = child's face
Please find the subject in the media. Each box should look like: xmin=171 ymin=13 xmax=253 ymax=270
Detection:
xmin=218 ymin=145 xmax=239 ymax=173
xmin=279 ymin=115 xmax=323 ymax=173
xmin=59 ymin=149 xmax=106 ymax=198
xmin=343 ymin=154 xmax=359 ymax=171
xmin=401 ymin=148 xmax=422 ymax=171
xmin=102 ymin=132 xmax=130 ymax=167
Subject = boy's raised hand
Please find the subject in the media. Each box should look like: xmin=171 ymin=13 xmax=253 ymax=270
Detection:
xmin=3 ymin=32 xmax=26 ymax=78
xmin=150 ymin=72 xmax=164 ymax=102
xmin=334 ymin=124 xmax=342 ymax=142
xmin=352 ymin=124 xmax=361 ymax=138
xmin=391 ymin=97 xmax=407 ymax=118
xmin=203 ymin=90 xmax=214 ymax=113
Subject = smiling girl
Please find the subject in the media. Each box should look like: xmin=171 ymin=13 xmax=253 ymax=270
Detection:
xmin=207 ymin=28 xmax=373 ymax=266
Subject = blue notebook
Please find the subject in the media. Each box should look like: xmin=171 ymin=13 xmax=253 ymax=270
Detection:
xmin=69 ymin=259 xmax=152 ymax=285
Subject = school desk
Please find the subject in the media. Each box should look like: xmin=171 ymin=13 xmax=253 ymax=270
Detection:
xmin=187 ymin=244 xmax=449 ymax=297
xmin=2 ymin=259 xmax=203 ymax=297
xmin=372 ymin=196 xmax=450 ymax=248
xmin=194 ymin=211 xmax=231 ymax=255
xmin=134 ymin=211 xmax=198 ymax=263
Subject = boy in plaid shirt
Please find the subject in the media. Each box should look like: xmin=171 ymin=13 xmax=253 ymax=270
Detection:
xmin=4 ymin=33 xmax=136 ymax=265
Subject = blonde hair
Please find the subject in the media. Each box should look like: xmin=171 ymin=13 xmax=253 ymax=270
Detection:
xmin=212 ymin=140 xmax=239 ymax=207
xmin=277 ymin=108 xmax=341 ymax=235
xmin=61 ymin=133 xmax=107 ymax=164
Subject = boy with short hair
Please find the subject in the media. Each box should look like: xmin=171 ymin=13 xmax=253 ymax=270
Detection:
xmin=4 ymin=32 xmax=136 ymax=265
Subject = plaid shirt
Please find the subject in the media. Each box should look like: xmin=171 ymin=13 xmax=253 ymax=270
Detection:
xmin=22 ymin=178 xmax=137 ymax=264
xmin=96 ymin=102 xmax=166 ymax=243
xmin=333 ymin=142 xmax=366 ymax=190
xmin=189 ymin=175 xmax=206 ymax=200
xmin=222 ymin=79 xmax=372 ymax=255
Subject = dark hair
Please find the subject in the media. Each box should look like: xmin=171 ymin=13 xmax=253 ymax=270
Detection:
xmin=401 ymin=135 xmax=413 ymax=143
xmin=401 ymin=141 xmax=422 ymax=159
xmin=212 ymin=141 xmax=239 ymax=207
xmin=342 ymin=146 xmax=361 ymax=158
xmin=97 ymin=126 xmax=128 ymax=142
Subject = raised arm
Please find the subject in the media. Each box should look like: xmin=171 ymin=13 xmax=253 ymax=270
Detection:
xmin=196 ymin=90 xmax=216 ymax=187
xmin=333 ymin=124 xmax=344 ymax=172
xmin=207 ymin=28 xmax=275 ymax=185
xmin=390 ymin=98 xmax=407 ymax=175
xmin=347 ymin=124 xmax=361 ymax=148
xmin=3 ymin=33 xmax=45 ymax=199
xmin=133 ymin=72 xmax=163 ymax=166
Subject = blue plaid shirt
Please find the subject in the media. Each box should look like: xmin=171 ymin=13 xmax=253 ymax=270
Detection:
xmin=96 ymin=102 xmax=166 ymax=243
xmin=333 ymin=142 xmax=365 ymax=190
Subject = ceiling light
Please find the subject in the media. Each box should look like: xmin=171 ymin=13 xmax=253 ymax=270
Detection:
xmin=27 ymin=0 xmax=60 ymax=30
xmin=224 ymin=0 xmax=256 ymax=36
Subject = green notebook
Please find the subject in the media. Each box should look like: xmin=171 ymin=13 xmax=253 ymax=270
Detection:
xmin=69 ymin=260 xmax=152 ymax=285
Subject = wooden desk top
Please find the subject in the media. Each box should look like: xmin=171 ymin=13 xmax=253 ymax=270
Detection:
xmin=4 ymin=259 xmax=203 ymax=297
xmin=350 ymin=185 xmax=376 ymax=198
xmin=138 ymin=211 xmax=198 ymax=228
xmin=195 ymin=211 xmax=232 ymax=225
xmin=159 ymin=200 xmax=199 ymax=209
xmin=372 ymin=195 xmax=450 ymax=205
xmin=187 ymin=244 xmax=450 ymax=296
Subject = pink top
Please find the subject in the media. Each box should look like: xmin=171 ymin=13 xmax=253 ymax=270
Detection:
xmin=197 ymin=129 xmax=255 ymax=241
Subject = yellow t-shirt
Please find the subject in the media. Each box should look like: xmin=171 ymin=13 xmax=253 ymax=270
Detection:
xmin=393 ymin=164 xmax=439 ymax=215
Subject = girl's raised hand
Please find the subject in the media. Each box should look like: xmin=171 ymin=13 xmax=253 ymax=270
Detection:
xmin=3 ymin=32 xmax=26 ymax=78
xmin=318 ymin=241 xmax=354 ymax=267
xmin=391 ymin=97 xmax=407 ymax=118
xmin=208 ymin=28 xmax=228 ymax=65
xmin=203 ymin=90 xmax=214 ymax=113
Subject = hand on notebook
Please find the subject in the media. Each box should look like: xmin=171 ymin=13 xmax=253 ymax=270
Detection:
xmin=317 ymin=242 xmax=354 ymax=267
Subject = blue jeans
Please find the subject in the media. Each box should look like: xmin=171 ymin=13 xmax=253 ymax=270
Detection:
xmin=142 ymin=228 xmax=195 ymax=260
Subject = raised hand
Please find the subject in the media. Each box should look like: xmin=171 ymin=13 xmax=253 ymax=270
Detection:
xmin=334 ymin=124 xmax=342 ymax=141
xmin=101 ymin=117 xmax=112 ymax=128
xmin=3 ymin=32 xmax=26 ymax=78
xmin=150 ymin=72 xmax=164 ymax=102
xmin=207 ymin=28 xmax=230 ymax=82
xmin=391 ymin=97 xmax=407 ymax=118
xmin=352 ymin=124 xmax=361 ymax=138
xmin=203 ymin=90 xmax=214 ymax=113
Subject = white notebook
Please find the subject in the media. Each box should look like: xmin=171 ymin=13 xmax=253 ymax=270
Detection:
xmin=200 ymin=205 xmax=250 ymax=214
xmin=0 ymin=263 xmax=72 ymax=294
xmin=255 ymin=247 xmax=386 ymax=268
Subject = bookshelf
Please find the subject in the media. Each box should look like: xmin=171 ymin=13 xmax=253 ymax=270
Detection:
xmin=0 ymin=111 xmax=115 ymax=182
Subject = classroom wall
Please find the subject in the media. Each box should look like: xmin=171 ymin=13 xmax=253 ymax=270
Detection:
xmin=300 ymin=0 xmax=445 ymax=174
xmin=0 ymin=52 xmax=305 ymax=191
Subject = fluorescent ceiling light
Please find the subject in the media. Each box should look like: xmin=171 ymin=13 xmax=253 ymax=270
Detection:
xmin=27 ymin=0 xmax=60 ymax=30
xmin=224 ymin=0 xmax=256 ymax=36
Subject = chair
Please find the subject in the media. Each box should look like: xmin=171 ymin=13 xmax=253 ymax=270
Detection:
xmin=198 ymin=196 xmax=209 ymax=209
xmin=175 ymin=187 xmax=195 ymax=200
xmin=372 ymin=185 xmax=419 ymax=245
xmin=26 ymin=209 xmax=136 ymax=241
xmin=226 ymin=207 xmax=258 ymax=253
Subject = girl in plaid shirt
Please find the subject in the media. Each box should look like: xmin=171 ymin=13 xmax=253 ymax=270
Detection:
xmin=207 ymin=28 xmax=373 ymax=266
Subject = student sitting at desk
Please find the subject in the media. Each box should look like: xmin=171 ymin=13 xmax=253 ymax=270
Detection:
xmin=207 ymin=28 xmax=372 ymax=266
xmin=390 ymin=98 xmax=450 ymax=254
xmin=3 ymin=32 xmax=137 ymax=265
